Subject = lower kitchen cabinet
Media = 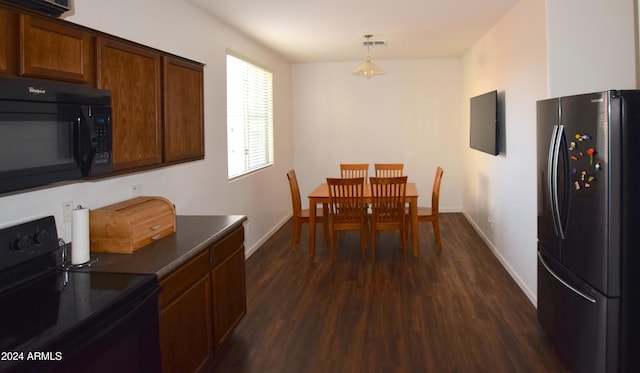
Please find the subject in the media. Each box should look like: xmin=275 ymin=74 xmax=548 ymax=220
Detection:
xmin=158 ymin=225 xmax=246 ymax=372
xmin=0 ymin=9 xmax=7 ymax=72
xmin=211 ymin=227 xmax=247 ymax=347
xmin=159 ymin=250 xmax=213 ymax=373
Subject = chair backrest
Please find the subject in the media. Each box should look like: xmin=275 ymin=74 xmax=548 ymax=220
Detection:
xmin=432 ymin=167 xmax=444 ymax=215
xmin=340 ymin=163 xmax=369 ymax=179
xmin=374 ymin=163 xmax=404 ymax=177
xmin=326 ymin=177 xmax=365 ymax=224
xmin=286 ymin=170 xmax=302 ymax=216
xmin=370 ymin=176 xmax=407 ymax=224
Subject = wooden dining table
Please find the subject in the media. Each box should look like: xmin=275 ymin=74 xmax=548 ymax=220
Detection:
xmin=307 ymin=182 xmax=420 ymax=257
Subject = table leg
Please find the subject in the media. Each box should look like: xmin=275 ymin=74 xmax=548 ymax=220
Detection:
xmin=411 ymin=197 xmax=418 ymax=257
xmin=309 ymin=199 xmax=316 ymax=256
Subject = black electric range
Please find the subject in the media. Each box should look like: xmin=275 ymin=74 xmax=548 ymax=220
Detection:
xmin=0 ymin=216 xmax=161 ymax=373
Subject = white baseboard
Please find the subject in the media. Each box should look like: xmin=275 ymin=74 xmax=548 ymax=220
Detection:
xmin=244 ymin=213 xmax=292 ymax=258
xmin=461 ymin=211 xmax=537 ymax=307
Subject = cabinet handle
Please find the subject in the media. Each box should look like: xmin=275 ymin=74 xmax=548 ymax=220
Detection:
xmin=150 ymin=224 xmax=161 ymax=230
xmin=151 ymin=234 xmax=161 ymax=240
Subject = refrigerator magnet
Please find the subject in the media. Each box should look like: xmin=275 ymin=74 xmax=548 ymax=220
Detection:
xmin=587 ymin=148 xmax=596 ymax=165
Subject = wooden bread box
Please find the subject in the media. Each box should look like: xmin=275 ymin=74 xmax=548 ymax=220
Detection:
xmin=90 ymin=196 xmax=176 ymax=254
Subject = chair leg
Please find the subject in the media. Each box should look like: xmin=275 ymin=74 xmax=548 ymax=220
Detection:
xmin=292 ymin=219 xmax=301 ymax=251
xmin=322 ymin=204 xmax=329 ymax=247
xmin=322 ymin=216 xmax=328 ymax=248
xmin=401 ymin=226 xmax=407 ymax=261
xmin=433 ymin=218 xmax=442 ymax=251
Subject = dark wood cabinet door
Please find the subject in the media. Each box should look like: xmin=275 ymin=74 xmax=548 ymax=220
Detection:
xmin=0 ymin=9 xmax=7 ymax=72
xmin=160 ymin=275 xmax=213 ymax=373
xmin=163 ymin=57 xmax=204 ymax=163
xmin=97 ymin=37 xmax=162 ymax=171
xmin=19 ymin=14 xmax=92 ymax=82
xmin=159 ymin=250 xmax=213 ymax=373
xmin=211 ymin=246 xmax=247 ymax=347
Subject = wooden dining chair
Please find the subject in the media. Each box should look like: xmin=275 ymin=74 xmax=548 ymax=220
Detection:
xmin=410 ymin=166 xmax=444 ymax=250
xmin=286 ymin=170 xmax=327 ymax=251
xmin=340 ymin=163 xmax=369 ymax=179
xmin=326 ymin=177 xmax=367 ymax=261
xmin=370 ymin=176 xmax=408 ymax=261
xmin=374 ymin=163 xmax=404 ymax=177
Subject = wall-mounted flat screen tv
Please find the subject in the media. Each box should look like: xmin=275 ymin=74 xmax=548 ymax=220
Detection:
xmin=470 ymin=90 xmax=498 ymax=155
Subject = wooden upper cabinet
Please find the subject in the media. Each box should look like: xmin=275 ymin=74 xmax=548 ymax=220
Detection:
xmin=2 ymin=2 xmax=206 ymax=175
xmin=0 ymin=9 xmax=7 ymax=72
xmin=97 ymin=37 xmax=162 ymax=171
xmin=19 ymin=14 xmax=92 ymax=82
xmin=163 ymin=57 xmax=205 ymax=163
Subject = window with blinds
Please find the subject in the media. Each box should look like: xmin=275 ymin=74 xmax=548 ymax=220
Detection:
xmin=226 ymin=53 xmax=274 ymax=179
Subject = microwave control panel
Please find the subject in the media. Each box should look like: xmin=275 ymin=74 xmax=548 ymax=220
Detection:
xmin=91 ymin=106 xmax=112 ymax=166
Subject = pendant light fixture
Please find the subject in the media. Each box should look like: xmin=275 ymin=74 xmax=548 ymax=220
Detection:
xmin=352 ymin=34 xmax=386 ymax=79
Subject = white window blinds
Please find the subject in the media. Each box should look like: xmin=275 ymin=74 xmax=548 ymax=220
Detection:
xmin=226 ymin=53 xmax=274 ymax=179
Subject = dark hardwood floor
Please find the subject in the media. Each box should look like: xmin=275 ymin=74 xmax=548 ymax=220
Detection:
xmin=209 ymin=213 xmax=568 ymax=372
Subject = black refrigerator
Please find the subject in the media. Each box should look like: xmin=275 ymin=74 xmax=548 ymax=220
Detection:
xmin=537 ymin=90 xmax=640 ymax=373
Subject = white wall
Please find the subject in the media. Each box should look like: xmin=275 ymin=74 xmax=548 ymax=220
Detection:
xmin=546 ymin=0 xmax=637 ymax=96
xmin=0 ymin=0 xmax=294 ymax=257
xmin=461 ymin=0 xmax=548 ymax=303
xmin=292 ymin=59 xmax=463 ymax=212
xmin=461 ymin=0 xmax=637 ymax=305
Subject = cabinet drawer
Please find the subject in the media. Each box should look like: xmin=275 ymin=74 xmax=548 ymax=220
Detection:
xmin=210 ymin=227 xmax=244 ymax=267
xmin=159 ymin=250 xmax=210 ymax=309
xmin=90 ymin=196 xmax=176 ymax=254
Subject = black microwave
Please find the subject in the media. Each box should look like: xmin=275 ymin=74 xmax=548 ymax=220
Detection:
xmin=0 ymin=77 xmax=112 ymax=194
xmin=4 ymin=0 xmax=70 ymax=17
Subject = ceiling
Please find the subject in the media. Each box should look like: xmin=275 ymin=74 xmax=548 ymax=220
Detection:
xmin=187 ymin=0 xmax=520 ymax=63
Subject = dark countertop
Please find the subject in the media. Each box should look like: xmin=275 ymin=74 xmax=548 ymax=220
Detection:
xmin=84 ymin=215 xmax=247 ymax=279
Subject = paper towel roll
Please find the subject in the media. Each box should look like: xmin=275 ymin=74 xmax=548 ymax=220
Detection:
xmin=71 ymin=206 xmax=90 ymax=265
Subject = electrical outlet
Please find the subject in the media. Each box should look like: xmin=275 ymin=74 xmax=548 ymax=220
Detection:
xmin=130 ymin=184 xmax=143 ymax=198
xmin=62 ymin=201 xmax=73 ymax=223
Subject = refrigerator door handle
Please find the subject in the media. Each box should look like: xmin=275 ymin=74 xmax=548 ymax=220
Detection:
xmin=547 ymin=125 xmax=559 ymax=235
xmin=552 ymin=124 xmax=565 ymax=239
xmin=538 ymin=251 xmax=596 ymax=303
xmin=547 ymin=124 xmax=565 ymax=239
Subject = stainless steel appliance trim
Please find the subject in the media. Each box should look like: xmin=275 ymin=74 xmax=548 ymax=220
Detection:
xmin=551 ymin=124 xmax=566 ymax=239
xmin=538 ymin=251 xmax=596 ymax=303
xmin=547 ymin=124 xmax=559 ymax=236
